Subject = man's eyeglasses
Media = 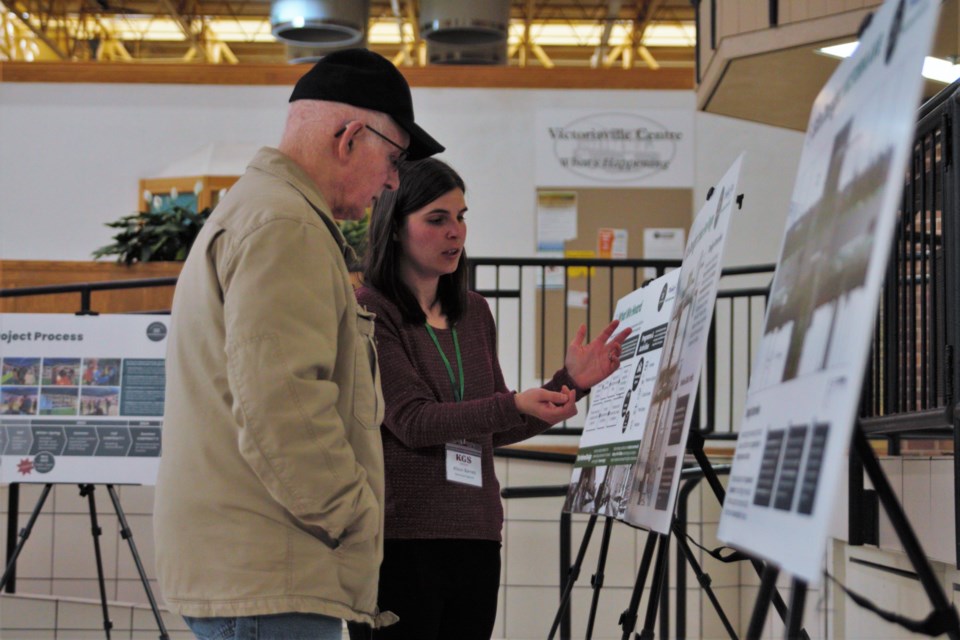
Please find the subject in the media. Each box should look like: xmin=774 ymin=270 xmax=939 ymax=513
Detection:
xmin=334 ymin=124 xmax=408 ymax=169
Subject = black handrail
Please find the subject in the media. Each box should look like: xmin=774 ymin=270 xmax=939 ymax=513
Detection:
xmin=0 ymin=277 xmax=178 ymax=316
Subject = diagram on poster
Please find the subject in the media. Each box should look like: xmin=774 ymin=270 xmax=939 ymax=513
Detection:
xmin=564 ymin=269 xmax=680 ymax=518
xmin=0 ymin=314 xmax=167 ymax=485
xmin=716 ymin=0 xmax=941 ymax=585
xmin=623 ymin=153 xmax=744 ymax=534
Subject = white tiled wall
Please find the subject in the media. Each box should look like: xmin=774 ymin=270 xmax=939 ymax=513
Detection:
xmin=1 ymin=454 xmax=953 ymax=639
xmin=0 ymin=592 xmax=193 ymax=639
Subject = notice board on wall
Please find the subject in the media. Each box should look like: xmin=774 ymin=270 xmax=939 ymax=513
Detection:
xmin=534 ymin=187 xmax=692 ymax=379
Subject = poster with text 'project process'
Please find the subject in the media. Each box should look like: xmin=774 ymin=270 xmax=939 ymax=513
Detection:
xmin=624 ymin=153 xmax=743 ymax=534
xmin=0 ymin=314 xmax=167 ymax=485
xmin=716 ymin=0 xmax=940 ymax=585
xmin=563 ymin=269 xmax=680 ymax=518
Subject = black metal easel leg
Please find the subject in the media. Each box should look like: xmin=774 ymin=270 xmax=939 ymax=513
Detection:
xmin=746 ymin=564 xmax=779 ymax=640
xmin=560 ymin=511 xmax=572 ymax=639
xmin=620 ymin=533 xmax=660 ymax=640
xmin=4 ymin=483 xmax=20 ymax=593
xmin=784 ymin=579 xmax=807 ymax=640
xmin=670 ymin=521 xmax=738 ymax=639
xmin=585 ymin=517 xmax=614 ymax=640
xmin=106 ymin=485 xmax=169 ymax=640
xmin=79 ymin=484 xmax=113 ymax=639
xmin=636 ymin=531 xmax=670 ymax=640
xmin=548 ymin=514 xmax=598 ymax=640
xmin=852 ymin=428 xmax=960 ymax=640
xmin=0 ymin=483 xmax=52 ymax=591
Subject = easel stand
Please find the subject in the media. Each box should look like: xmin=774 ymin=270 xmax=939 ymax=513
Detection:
xmin=548 ymin=429 xmax=811 ymax=640
xmin=745 ymin=425 xmax=960 ymax=640
xmin=0 ymin=483 xmax=169 ymax=640
xmin=546 ymin=466 xmax=743 ymax=639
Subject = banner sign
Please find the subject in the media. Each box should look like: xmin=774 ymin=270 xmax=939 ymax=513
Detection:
xmin=624 ymin=154 xmax=743 ymax=534
xmin=564 ymin=269 xmax=680 ymax=518
xmin=716 ymin=0 xmax=940 ymax=585
xmin=0 ymin=314 xmax=167 ymax=485
xmin=535 ymin=109 xmax=694 ymax=188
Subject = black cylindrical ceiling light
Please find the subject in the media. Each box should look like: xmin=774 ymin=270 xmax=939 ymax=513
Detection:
xmin=270 ymin=0 xmax=369 ymax=48
xmin=419 ymin=0 xmax=510 ymax=65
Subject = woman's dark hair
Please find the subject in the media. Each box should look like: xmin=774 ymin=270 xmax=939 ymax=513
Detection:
xmin=364 ymin=158 xmax=469 ymax=325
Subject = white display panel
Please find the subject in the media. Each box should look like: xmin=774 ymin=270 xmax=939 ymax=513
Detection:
xmin=623 ymin=154 xmax=744 ymax=534
xmin=564 ymin=269 xmax=680 ymax=518
xmin=0 ymin=314 xmax=167 ymax=485
xmin=716 ymin=0 xmax=941 ymax=585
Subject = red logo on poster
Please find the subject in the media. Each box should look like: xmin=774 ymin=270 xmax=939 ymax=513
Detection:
xmin=17 ymin=458 xmax=33 ymax=475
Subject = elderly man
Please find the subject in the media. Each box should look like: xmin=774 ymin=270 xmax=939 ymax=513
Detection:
xmin=154 ymin=49 xmax=443 ymax=640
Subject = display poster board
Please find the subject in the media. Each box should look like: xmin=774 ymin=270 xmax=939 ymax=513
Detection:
xmin=716 ymin=0 xmax=940 ymax=585
xmin=623 ymin=154 xmax=744 ymax=534
xmin=563 ymin=269 xmax=680 ymax=518
xmin=535 ymin=108 xmax=694 ymax=188
xmin=0 ymin=314 xmax=167 ymax=485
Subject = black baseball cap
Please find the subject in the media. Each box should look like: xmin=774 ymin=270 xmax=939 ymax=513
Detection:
xmin=290 ymin=48 xmax=444 ymax=161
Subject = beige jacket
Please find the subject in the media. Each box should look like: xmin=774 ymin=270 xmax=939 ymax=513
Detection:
xmin=154 ymin=147 xmax=391 ymax=626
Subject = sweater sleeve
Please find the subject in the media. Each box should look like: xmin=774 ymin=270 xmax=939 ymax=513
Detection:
xmin=360 ymin=289 xmax=527 ymax=449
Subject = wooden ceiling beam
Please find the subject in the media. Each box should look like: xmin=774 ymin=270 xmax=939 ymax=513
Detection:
xmin=0 ymin=59 xmax=694 ymax=87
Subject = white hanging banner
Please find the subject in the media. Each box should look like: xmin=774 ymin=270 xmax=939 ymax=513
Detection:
xmin=563 ymin=269 xmax=680 ymax=518
xmin=717 ymin=0 xmax=941 ymax=585
xmin=535 ymin=109 xmax=694 ymax=188
xmin=0 ymin=314 xmax=167 ymax=485
xmin=623 ymin=153 xmax=744 ymax=534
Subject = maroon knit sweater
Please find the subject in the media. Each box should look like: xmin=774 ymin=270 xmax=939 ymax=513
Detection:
xmin=356 ymin=286 xmax=580 ymax=541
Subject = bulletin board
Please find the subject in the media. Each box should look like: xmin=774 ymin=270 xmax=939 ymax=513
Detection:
xmin=534 ymin=187 xmax=692 ymax=379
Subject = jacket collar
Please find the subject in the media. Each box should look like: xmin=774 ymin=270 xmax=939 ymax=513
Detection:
xmin=249 ymin=147 xmax=356 ymax=265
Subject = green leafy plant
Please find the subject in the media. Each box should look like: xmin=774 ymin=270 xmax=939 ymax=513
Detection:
xmin=92 ymin=206 xmax=212 ymax=264
xmin=338 ymin=214 xmax=369 ymax=271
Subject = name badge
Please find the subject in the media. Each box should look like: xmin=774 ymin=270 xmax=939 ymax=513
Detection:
xmin=445 ymin=442 xmax=483 ymax=488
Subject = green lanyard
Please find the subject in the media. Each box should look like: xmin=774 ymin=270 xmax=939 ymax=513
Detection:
xmin=425 ymin=324 xmax=464 ymax=402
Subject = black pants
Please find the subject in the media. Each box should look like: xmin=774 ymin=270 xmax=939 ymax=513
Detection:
xmin=349 ymin=539 xmax=501 ymax=640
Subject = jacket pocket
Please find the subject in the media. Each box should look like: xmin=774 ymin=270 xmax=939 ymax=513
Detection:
xmin=352 ymin=309 xmax=383 ymax=429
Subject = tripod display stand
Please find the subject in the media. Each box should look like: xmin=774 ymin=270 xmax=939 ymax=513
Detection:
xmin=548 ymin=430 xmax=809 ymax=640
xmin=743 ymin=425 xmax=960 ymax=640
xmin=1 ymin=483 xmax=169 ymax=640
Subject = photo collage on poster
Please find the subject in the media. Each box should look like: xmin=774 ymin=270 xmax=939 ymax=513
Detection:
xmin=2 ymin=356 xmax=123 ymax=417
xmin=0 ymin=356 xmax=156 ymax=416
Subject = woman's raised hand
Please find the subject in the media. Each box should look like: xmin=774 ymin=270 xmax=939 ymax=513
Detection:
xmin=565 ymin=321 xmax=632 ymax=389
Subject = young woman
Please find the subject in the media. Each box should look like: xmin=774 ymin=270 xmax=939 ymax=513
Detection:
xmin=355 ymin=158 xmax=629 ymax=640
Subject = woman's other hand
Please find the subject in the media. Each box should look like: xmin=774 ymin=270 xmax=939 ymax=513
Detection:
xmin=565 ymin=321 xmax=632 ymax=389
xmin=514 ymin=385 xmax=577 ymax=425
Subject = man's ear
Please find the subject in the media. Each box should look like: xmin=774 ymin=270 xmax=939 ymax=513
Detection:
xmin=335 ymin=121 xmax=364 ymax=160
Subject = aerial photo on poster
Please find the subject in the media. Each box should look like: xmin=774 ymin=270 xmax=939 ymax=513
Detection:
xmin=624 ymin=153 xmax=743 ymax=534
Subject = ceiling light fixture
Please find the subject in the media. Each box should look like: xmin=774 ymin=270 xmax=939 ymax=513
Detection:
xmin=818 ymin=41 xmax=960 ymax=84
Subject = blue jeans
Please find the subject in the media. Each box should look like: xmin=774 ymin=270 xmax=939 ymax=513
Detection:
xmin=184 ymin=613 xmax=343 ymax=640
